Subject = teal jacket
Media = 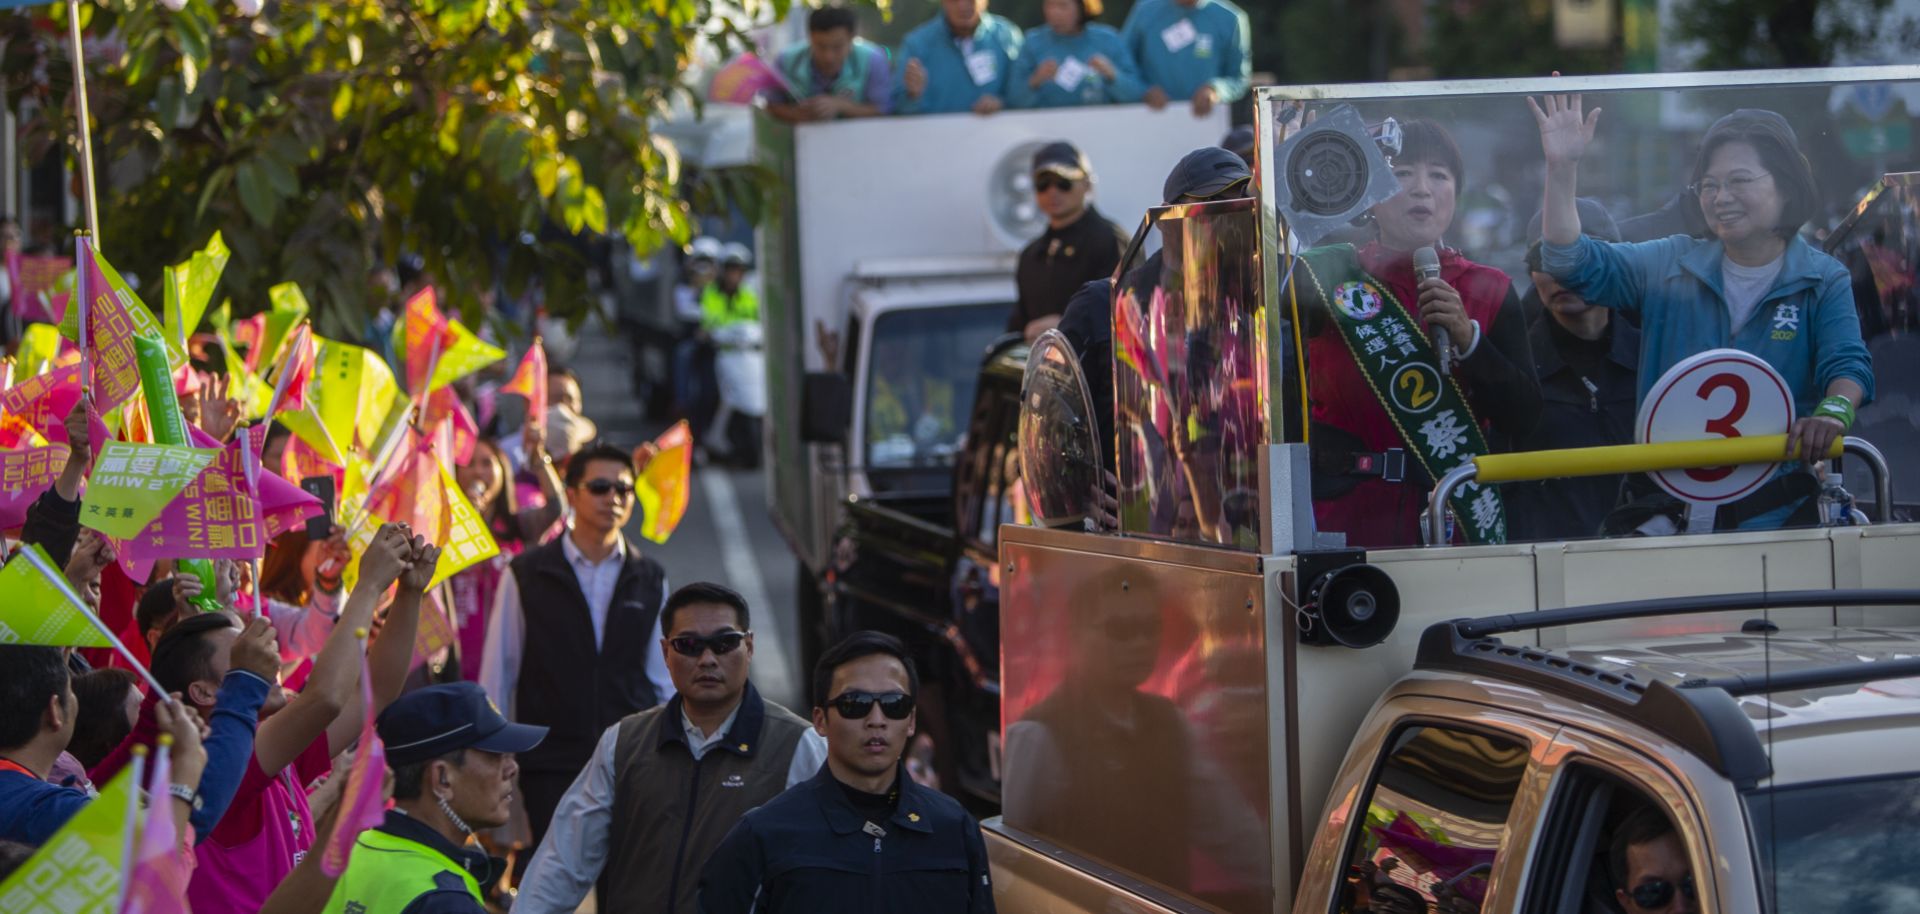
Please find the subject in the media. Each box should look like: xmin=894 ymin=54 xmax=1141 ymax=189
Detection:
xmin=1007 ymin=25 xmax=1144 ymax=108
xmin=777 ymin=37 xmax=893 ymax=113
xmin=1119 ymin=0 xmax=1250 ymax=102
xmin=1541 ymin=232 xmax=1875 ymax=416
xmin=894 ymin=13 xmax=1024 ymax=114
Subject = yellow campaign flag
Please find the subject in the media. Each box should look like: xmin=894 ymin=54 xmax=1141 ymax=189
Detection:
xmin=259 ymin=282 xmax=311 ymax=370
xmin=308 ymin=337 xmax=397 ymax=457
xmin=637 ymin=421 xmax=694 ymax=544
xmin=0 ymin=543 xmax=111 ymax=647
xmin=163 ymin=231 xmax=230 ymax=351
xmin=426 ymin=319 xmax=505 ymax=393
xmin=0 ymin=755 xmax=142 ymax=913
xmin=17 ymin=323 xmax=72 ymax=378
xmin=428 ymin=462 xmax=499 ymax=588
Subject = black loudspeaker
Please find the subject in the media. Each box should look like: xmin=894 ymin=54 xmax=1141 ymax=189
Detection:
xmin=1295 ymin=550 xmax=1400 ymax=649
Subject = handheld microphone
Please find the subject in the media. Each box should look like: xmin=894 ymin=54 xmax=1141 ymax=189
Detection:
xmin=1413 ymin=246 xmax=1450 ymax=374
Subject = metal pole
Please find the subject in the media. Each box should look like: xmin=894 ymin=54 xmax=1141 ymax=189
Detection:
xmin=64 ymin=0 xmax=99 ymax=245
xmin=1427 ymin=463 xmax=1478 ymax=546
xmin=1842 ymin=436 xmax=1894 ymax=524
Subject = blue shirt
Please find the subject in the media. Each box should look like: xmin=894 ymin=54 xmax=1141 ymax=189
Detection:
xmin=895 ymin=13 xmax=1024 ymax=115
xmin=1542 ymin=233 xmax=1875 ymax=416
xmin=0 ymin=767 xmax=90 ymax=845
xmin=1120 ymin=0 xmax=1250 ymax=102
xmin=1007 ymin=25 xmax=1143 ymax=109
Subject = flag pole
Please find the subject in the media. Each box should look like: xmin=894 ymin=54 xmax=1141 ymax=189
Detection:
xmin=64 ymin=0 xmax=99 ymax=245
xmin=17 ymin=544 xmax=169 ymax=698
xmin=261 ymin=322 xmax=309 ymax=421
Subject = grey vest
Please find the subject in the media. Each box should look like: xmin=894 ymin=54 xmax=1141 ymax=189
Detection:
xmin=602 ymin=683 xmax=812 ymax=914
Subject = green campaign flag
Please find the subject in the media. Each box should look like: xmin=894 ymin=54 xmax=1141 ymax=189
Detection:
xmin=163 ymin=232 xmax=230 ymax=351
xmin=0 ymin=755 xmax=141 ymax=914
xmin=0 ymin=543 xmax=110 ymax=648
xmin=79 ymin=441 xmax=219 ymax=540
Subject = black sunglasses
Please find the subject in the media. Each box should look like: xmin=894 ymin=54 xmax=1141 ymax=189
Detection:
xmin=827 ymin=690 xmax=915 ymax=720
xmin=1629 ymin=875 xmax=1696 ymax=909
xmin=1034 ymin=175 xmax=1076 ymax=194
xmin=582 ymin=479 xmax=634 ymax=497
xmin=668 ymin=631 xmax=750 ymax=657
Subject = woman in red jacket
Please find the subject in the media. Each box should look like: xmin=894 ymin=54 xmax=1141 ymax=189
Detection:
xmin=1304 ymin=118 xmax=1541 ymax=547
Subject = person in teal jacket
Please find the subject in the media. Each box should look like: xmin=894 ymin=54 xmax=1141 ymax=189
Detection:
xmin=1533 ymin=98 xmax=1873 ymax=528
xmin=1007 ymin=0 xmax=1142 ymax=109
xmin=1119 ymin=0 xmax=1249 ymax=117
xmin=770 ymin=6 xmax=892 ymax=123
xmin=896 ymin=0 xmax=1024 ymax=115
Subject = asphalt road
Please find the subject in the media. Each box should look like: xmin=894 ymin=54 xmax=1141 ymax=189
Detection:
xmin=570 ymin=324 xmax=807 ymax=712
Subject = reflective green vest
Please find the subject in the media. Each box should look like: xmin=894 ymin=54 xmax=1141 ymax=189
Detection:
xmin=324 ymin=826 xmax=484 ymax=913
xmin=700 ymin=283 xmax=760 ymax=332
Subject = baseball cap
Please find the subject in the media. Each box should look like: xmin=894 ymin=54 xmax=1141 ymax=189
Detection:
xmin=1032 ymin=141 xmax=1090 ymax=181
xmin=379 ymin=682 xmax=548 ymax=767
xmin=1163 ymin=147 xmax=1251 ymax=205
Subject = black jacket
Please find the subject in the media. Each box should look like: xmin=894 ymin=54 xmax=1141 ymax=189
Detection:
xmin=1506 ymin=303 xmax=1641 ymax=541
xmin=1008 ymin=206 xmax=1127 ymax=333
xmin=698 ymin=766 xmax=995 ymax=914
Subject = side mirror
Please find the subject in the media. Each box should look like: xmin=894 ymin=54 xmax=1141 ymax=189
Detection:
xmin=801 ymin=372 xmax=852 ymax=444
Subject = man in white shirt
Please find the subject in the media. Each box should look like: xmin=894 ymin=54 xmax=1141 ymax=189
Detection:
xmin=479 ymin=442 xmax=676 ymax=861
xmin=514 ymin=582 xmax=825 ymax=913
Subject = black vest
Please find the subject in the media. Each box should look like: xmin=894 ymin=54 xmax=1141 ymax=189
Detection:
xmin=603 ymin=684 xmax=813 ymax=914
xmin=510 ymin=537 xmax=666 ymax=772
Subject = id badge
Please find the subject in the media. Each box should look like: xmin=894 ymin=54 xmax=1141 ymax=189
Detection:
xmin=1053 ymin=56 xmax=1089 ymax=91
xmin=1160 ymin=18 xmax=1198 ymax=53
xmin=966 ymin=50 xmax=998 ymax=86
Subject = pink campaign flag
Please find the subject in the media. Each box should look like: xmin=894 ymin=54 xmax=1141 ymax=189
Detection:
xmin=708 ymin=52 xmax=797 ymax=105
xmin=119 ymin=429 xmax=320 ymax=561
xmin=9 ymin=250 xmax=72 ymax=325
xmin=213 ymin=427 xmax=325 ymax=541
xmin=122 ymin=742 xmax=190 ymax=914
xmin=0 ymin=363 xmax=110 ymax=453
xmin=424 ymin=387 xmax=479 ymax=466
xmin=0 ymin=444 xmax=69 ymax=530
xmin=322 ymin=650 xmax=388 ymax=876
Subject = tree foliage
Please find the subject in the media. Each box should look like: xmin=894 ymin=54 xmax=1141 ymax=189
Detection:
xmin=1674 ymin=0 xmax=1918 ymax=68
xmin=0 ymin=0 xmax=799 ymax=338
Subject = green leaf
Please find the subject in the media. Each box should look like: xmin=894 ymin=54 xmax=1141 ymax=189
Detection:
xmin=236 ymin=161 xmax=278 ymax=228
xmin=331 ymin=82 xmax=354 ymax=122
xmin=532 ymin=155 xmax=559 ymax=199
xmin=194 ymin=166 xmax=233 ymax=221
xmin=581 ymin=186 xmax=607 ymax=234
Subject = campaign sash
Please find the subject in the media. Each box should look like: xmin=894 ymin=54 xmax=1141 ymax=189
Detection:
xmin=1297 ymin=245 xmax=1506 ymax=544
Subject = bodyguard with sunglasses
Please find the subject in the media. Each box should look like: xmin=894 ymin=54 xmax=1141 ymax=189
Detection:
xmin=700 ymin=631 xmax=996 ymax=914
xmin=514 ymin=583 xmax=825 ymax=914
xmin=479 ymin=442 xmax=677 ymax=863
xmin=1609 ymin=807 xmax=1699 ymax=914
xmin=1007 ymin=141 xmax=1128 ymax=342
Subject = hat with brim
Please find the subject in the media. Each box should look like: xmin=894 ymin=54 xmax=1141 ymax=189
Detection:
xmin=1032 ymin=141 xmax=1091 ymax=182
xmin=379 ymin=682 xmax=550 ymax=767
xmin=1163 ymin=147 xmax=1251 ymax=205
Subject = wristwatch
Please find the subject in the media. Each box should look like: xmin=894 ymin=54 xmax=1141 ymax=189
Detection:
xmin=168 ymin=783 xmax=203 ymax=813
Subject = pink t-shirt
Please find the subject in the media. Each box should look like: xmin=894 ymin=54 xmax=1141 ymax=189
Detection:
xmin=187 ymin=735 xmax=332 ymax=914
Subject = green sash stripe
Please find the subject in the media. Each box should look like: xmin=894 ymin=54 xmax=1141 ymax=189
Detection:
xmin=1297 ymin=245 xmax=1506 ymax=545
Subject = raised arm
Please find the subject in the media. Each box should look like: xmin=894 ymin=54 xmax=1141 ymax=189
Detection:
xmin=255 ymin=524 xmax=412 ymax=776
xmin=1528 ymin=93 xmax=1602 ymax=247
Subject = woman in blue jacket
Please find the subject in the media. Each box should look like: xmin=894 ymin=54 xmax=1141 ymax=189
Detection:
xmin=1007 ymin=0 xmax=1142 ymax=109
xmin=1532 ymin=96 xmax=1873 ymax=527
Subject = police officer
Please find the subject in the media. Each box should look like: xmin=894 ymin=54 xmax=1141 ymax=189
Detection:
xmin=325 ymin=682 xmax=547 ymax=914
xmin=698 ymin=632 xmax=995 ymax=914
xmin=1008 ymin=142 xmax=1129 ymax=342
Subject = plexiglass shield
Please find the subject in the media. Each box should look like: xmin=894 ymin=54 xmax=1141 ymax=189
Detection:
xmin=1017 ymin=329 xmax=1103 ymax=528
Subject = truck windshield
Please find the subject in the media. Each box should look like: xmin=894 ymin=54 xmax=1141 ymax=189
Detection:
xmin=865 ymin=304 xmax=1008 ymax=490
xmin=1745 ymin=773 xmax=1920 ymax=912
xmin=1260 ymin=72 xmax=1918 ymax=551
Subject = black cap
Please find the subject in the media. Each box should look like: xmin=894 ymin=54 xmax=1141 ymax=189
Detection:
xmin=1222 ymin=125 xmax=1256 ymax=161
xmin=378 ymin=682 xmax=547 ymax=767
xmin=1032 ymin=141 xmax=1090 ymax=181
xmin=1163 ymin=147 xmax=1251 ymax=205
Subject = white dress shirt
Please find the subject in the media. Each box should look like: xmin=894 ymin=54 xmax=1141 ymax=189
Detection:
xmin=477 ymin=532 xmax=675 ymax=721
xmin=513 ymin=702 xmax=828 ymax=914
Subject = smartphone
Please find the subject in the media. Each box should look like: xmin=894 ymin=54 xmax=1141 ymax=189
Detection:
xmin=300 ymin=476 xmax=337 ymax=540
